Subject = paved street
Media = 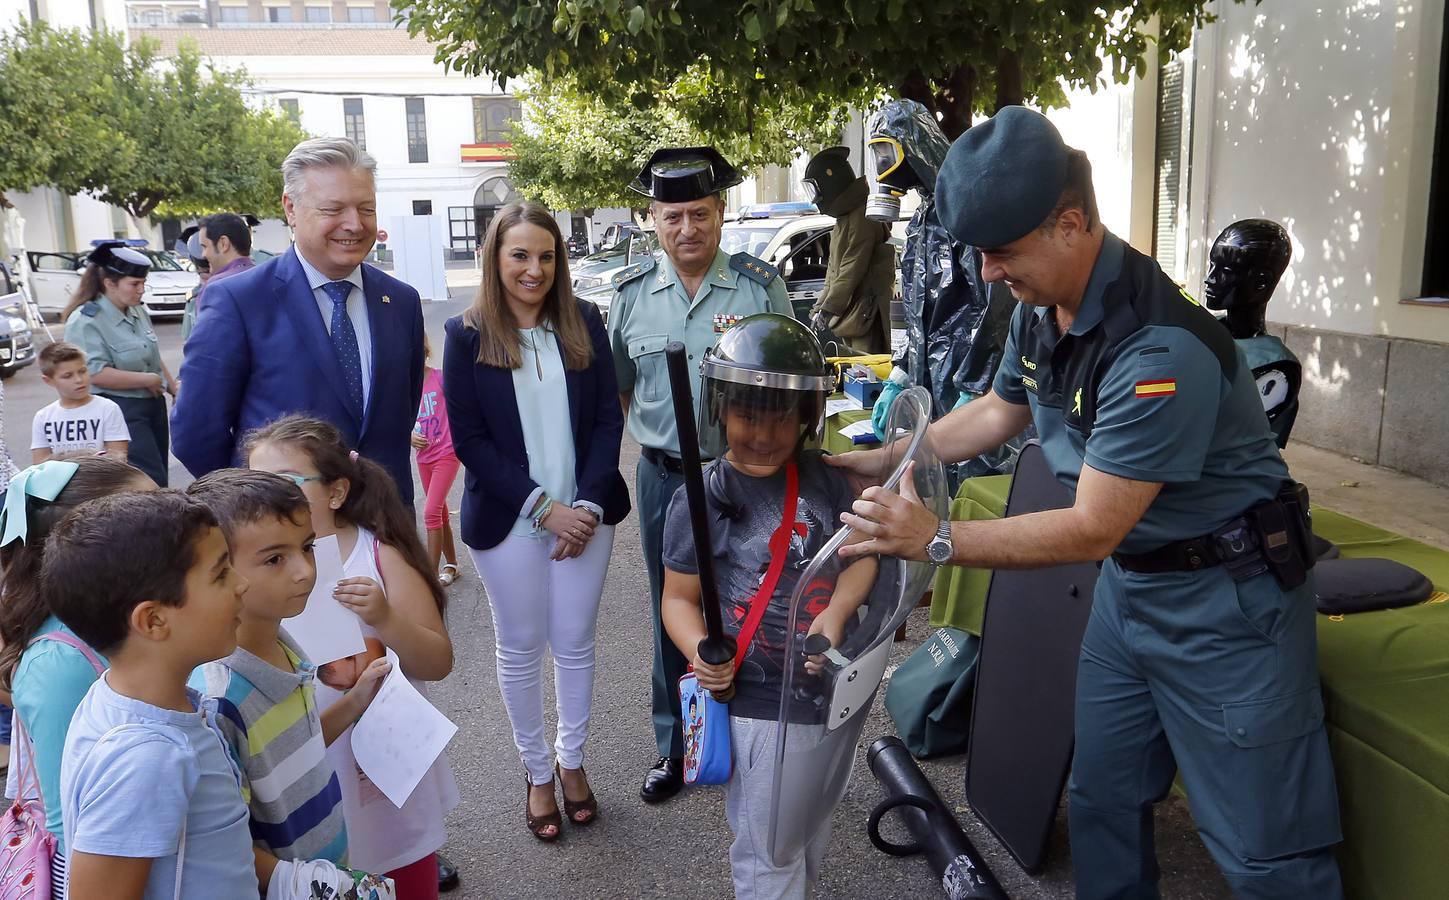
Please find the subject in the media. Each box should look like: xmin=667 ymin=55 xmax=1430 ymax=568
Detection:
xmin=1 ymin=295 xmax=1229 ymax=899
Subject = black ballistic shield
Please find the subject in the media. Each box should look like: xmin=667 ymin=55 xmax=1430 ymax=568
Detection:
xmin=964 ymin=441 xmax=1098 ymax=872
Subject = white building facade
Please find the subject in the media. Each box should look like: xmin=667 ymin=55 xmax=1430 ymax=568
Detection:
xmin=1 ymin=0 xmax=629 ymax=259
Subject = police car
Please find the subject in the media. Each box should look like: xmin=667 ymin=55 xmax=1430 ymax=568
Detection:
xmin=26 ymin=241 xmax=199 ymax=320
xmin=0 ymin=262 xmax=36 ymax=378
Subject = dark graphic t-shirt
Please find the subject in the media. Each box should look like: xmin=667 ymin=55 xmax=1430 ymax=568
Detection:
xmin=662 ymin=450 xmax=855 ymax=720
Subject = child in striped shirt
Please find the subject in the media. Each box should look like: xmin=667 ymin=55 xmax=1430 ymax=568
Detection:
xmin=187 ymin=469 xmax=392 ymax=895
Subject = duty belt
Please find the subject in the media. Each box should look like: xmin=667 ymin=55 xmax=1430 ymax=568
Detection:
xmin=1111 ymin=517 xmax=1268 ymax=582
xmin=1112 ymin=481 xmax=1313 ymax=590
xmin=642 ymin=446 xmax=710 ymax=474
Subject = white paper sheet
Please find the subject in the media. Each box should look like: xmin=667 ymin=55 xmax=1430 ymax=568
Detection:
xmin=283 ymin=534 xmax=366 ymax=666
xmin=352 ymin=650 xmax=458 ymax=809
xmin=838 ymin=419 xmax=879 ymax=442
xmin=825 ymin=397 xmax=861 ymax=417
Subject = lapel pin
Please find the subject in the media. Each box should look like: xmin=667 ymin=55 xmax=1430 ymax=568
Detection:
xmin=381 ymin=295 xmax=391 ymax=304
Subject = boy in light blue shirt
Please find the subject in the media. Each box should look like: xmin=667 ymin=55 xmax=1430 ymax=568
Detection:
xmin=48 ymin=491 xmax=257 ymax=900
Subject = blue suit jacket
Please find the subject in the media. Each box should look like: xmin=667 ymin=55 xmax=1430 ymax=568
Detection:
xmin=172 ymin=248 xmax=426 ymax=504
xmin=443 ymin=302 xmax=630 ymax=550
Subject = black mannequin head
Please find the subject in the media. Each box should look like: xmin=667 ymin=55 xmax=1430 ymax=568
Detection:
xmin=1203 ymin=218 xmax=1291 ymax=338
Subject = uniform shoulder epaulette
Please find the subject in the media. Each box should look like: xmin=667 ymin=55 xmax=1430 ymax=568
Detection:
xmin=729 ymin=252 xmax=778 ymax=286
xmin=611 ymin=255 xmax=657 ymax=288
xmin=80 ymin=300 xmax=100 ymax=317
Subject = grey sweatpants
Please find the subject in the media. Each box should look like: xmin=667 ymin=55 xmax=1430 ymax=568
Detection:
xmin=725 ymin=716 xmax=835 ymax=900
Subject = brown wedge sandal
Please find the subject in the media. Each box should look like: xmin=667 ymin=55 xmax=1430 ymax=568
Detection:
xmin=556 ymin=763 xmax=599 ymax=826
xmin=525 ymin=778 xmax=562 ymax=842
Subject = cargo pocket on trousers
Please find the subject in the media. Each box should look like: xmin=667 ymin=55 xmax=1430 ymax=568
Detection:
xmin=1221 ymin=689 xmax=1343 ymax=859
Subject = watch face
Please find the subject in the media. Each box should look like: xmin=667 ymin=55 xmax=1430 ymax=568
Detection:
xmin=927 ymin=538 xmax=952 ymax=564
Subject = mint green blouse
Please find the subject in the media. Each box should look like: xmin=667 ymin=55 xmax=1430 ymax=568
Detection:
xmin=510 ymin=326 xmax=578 ymax=536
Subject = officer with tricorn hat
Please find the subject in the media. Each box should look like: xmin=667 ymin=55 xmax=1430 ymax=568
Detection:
xmin=607 ymin=147 xmax=794 ymax=803
xmin=828 ymin=107 xmax=1343 ymax=898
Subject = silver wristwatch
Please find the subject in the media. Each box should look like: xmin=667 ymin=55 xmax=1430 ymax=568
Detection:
xmin=925 ymin=519 xmax=953 ymax=565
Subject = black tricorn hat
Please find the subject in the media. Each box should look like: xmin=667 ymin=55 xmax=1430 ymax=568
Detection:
xmin=86 ymin=242 xmax=152 ymax=279
xmin=629 ymin=146 xmax=743 ymax=202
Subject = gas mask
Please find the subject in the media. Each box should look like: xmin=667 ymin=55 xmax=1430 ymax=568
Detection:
xmin=865 ymin=135 xmax=916 ymax=222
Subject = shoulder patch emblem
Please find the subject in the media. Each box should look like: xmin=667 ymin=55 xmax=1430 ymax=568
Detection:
xmin=80 ymin=301 xmax=99 ymax=317
xmin=1135 ymin=379 xmax=1177 ymax=398
xmin=729 ymin=252 xmax=778 ymax=286
xmin=611 ymin=255 xmax=657 ymax=288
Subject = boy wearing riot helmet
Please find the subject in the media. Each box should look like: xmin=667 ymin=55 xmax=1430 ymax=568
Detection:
xmin=660 ymin=313 xmax=877 ymax=899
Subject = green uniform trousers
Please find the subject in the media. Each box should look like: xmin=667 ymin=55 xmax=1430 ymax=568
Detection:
xmin=1068 ymin=560 xmax=1343 ymax=899
xmin=638 ymin=453 xmax=689 ymax=758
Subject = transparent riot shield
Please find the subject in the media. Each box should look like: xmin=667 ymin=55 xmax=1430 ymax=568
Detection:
xmin=767 ymin=385 xmax=949 ymax=866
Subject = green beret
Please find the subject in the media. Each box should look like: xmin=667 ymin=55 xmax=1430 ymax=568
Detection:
xmin=935 ymin=106 xmax=1070 ymax=248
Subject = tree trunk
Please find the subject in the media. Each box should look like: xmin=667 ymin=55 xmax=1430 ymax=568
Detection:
xmin=936 ymin=65 xmax=976 ymax=139
xmin=994 ymin=47 xmax=1025 ymax=111
xmin=899 ymin=70 xmax=938 ymax=119
xmin=900 ymin=65 xmax=974 ymax=139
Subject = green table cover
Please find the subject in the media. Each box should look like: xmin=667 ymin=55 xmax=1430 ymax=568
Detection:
xmin=927 ymin=475 xmax=1449 ymax=899
xmin=823 ymin=402 xmax=877 ymax=457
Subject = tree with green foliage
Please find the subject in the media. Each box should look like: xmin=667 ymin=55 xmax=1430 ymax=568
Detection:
xmin=0 ymin=22 xmax=132 ymax=209
xmin=507 ymin=71 xmax=853 ymax=211
xmin=399 ymin=0 xmax=1247 ymax=139
xmin=0 ymin=22 xmax=307 ymax=218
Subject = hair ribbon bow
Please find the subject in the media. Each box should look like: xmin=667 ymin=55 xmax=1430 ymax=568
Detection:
xmin=0 ymin=461 xmax=81 ymax=547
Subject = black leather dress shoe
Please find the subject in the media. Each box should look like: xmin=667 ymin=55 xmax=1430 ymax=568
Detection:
xmin=639 ymin=756 xmax=685 ymax=803
xmin=437 ymin=852 xmax=460 ymax=893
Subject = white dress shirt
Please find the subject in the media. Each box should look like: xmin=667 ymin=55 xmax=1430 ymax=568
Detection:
xmin=294 ymin=247 xmax=374 ymax=409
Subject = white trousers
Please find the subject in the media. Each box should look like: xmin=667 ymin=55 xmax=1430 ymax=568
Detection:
xmin=469 ymin=525 xmax=614 ymax=785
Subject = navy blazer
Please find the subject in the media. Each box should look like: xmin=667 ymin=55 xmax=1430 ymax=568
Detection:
xmin=443 ymin=301 xmax=630 ymax=550
xmin=172 ymin=247 xmax=426 ymax=504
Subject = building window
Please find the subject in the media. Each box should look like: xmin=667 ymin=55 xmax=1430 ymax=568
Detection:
xmin=1424 ymin=19 xmax=1449 ymax=297
xmin=304 ymin=5 xmax=331 ymax=23
xmin=405 ymin=97 xmax=428 ymax=163
xmin=448 ymin=206 xmax=476 ymax=252
xmin=472 ymin=97 xmax=522 ymax=143
xmin=278 ymin=98 xmax=300 ymax=125
xmin=218 ymin=3 xmax=248 ymax=22
xmin=413 ymin=200 xmax=433 ymax=216
xmin=343 ymin=97 xmax=366 ymax=150
xmin=1152 ymin=55 xmax=1189 ymax=282
xmin=347 ymin=4 xmax=378 ymax=23
xmin=264 ymin=4 xmax=293 ymax=23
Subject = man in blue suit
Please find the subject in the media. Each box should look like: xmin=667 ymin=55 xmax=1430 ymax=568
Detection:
xmin=172 ymin=137 xmax=425 ymax=504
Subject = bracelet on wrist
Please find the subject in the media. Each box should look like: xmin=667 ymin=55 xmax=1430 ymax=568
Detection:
xmin=531 ymin=495 xmax=554 ymax=531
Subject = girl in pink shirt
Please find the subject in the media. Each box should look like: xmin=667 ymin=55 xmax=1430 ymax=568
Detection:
xmin=414 ymin=335 xmax=461 ymax=586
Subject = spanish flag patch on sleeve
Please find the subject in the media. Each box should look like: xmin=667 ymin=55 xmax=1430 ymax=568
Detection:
xmin=1135 ymin=379 xmax=1177 ymax=398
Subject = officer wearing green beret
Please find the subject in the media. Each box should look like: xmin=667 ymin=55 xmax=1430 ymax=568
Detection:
xmin=607 ymin=147 xmax=792 ymax=802
xmin=832 ymin=107 xmax=1342 ymax=898
xmin=60 ymin=243 xmax=178 ymax=486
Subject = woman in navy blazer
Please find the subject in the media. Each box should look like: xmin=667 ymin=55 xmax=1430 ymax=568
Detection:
xmin=443 ymin=203 xmax=628 ymax=842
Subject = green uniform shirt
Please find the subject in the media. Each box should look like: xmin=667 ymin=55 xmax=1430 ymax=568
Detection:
xmin=607 ymin=247 xmax=792 ymax=454
xmin=64 ymin=298 xmax=163 ymax=399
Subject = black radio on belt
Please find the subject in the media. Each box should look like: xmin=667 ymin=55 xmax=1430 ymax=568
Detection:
xmin=1247 ymin=480 xmax=1314 ymax=590
xmin=1113 ymin=481 xmax=1314 ymax=590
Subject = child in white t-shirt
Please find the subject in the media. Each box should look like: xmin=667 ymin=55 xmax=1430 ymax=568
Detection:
xmin=31 ymin=341 xmax=129 ymax=464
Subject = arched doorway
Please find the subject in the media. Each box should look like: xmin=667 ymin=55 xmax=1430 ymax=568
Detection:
xmin=474 ymin=175 xmax=523 ymax=243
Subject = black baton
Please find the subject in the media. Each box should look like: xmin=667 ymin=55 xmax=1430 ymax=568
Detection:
xmin=664 ymin=342 xmax=737 ymax=699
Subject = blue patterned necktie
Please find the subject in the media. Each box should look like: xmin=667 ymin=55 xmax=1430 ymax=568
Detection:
xmin=321 ymin=280 xmax=364 ymax=415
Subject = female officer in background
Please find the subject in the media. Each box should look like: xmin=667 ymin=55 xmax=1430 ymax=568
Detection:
xmin=59 ymin=243 xmax=178 ymax=486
